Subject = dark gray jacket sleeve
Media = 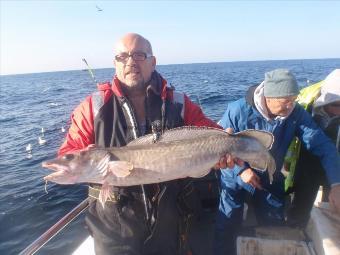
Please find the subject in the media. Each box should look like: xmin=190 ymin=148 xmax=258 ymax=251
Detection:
xmin=296 ymin=108 xmax=340 ymax=185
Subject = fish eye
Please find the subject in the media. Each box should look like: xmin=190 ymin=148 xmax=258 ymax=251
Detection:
xmin=62 ymin=154 xmax=74 ymax=160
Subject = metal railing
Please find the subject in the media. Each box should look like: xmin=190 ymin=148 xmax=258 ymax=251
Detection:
xmin=19 ymin=198 xmax=89 ymax=255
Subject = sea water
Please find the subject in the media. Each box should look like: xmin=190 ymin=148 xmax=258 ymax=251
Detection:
xmin=0 ymin=59 xmax=339 ymax=255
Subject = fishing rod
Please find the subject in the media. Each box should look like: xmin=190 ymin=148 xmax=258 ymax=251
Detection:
xmin=195 ymin=95 xmax=203 ymax=110
xmin=82 ymin=58 xmax=98 ymax=84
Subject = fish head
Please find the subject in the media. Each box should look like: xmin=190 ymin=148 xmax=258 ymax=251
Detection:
xmin=42 ymin=149 xmax=111 ymax=184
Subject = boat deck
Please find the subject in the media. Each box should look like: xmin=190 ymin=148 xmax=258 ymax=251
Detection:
xmin=73 ymin=189 xmax=340 ymax=255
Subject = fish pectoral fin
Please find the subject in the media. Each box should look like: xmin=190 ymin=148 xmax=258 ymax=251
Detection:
xmin=99 ymin=182 xmax=112 ymax=208
xmin=107 ymin=161 xmax=133 ymax=178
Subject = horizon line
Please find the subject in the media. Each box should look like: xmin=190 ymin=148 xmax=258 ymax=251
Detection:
xmin=1 ymin=57 xmax=339 ymax=76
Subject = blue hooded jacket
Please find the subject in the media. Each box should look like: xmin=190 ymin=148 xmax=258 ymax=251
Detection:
xmin=219 ymin=86 xmax=340 ymax=195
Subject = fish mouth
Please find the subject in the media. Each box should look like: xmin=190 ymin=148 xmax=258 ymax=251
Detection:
xmin=42 ymin=161 xmax=76 ymax=184
xmin=43 ymin=170 xmax=76 ymax=184
xmin=42 ymin=161 xmax=69 ymax=172
xmin=44 ymin=170 xmax=68 ymax=181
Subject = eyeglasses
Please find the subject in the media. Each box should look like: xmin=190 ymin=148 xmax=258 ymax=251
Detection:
xmin=268 ymin=96 xmax=297 ymax=108
xmin=115 ymin=52 xmax=153 ymax=62
xmin=270 ymin=96 xmax=297 ymax=104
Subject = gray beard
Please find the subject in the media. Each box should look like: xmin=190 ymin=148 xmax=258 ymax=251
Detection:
xmin=121 ymin=81 xmax=147 ymax=96
xmin=125 ymin=78 xmax=144 ymax=87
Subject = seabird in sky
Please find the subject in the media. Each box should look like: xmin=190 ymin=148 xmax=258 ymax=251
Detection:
xmin=96 ymin=5 xmax=103 ymax=12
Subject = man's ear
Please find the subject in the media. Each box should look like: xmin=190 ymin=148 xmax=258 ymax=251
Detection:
xmin=152 ymin=56 xmax=156 ymax=70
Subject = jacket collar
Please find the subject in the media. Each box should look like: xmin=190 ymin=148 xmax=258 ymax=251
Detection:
xmin=245 ymin=84 xmax=257 ymax=107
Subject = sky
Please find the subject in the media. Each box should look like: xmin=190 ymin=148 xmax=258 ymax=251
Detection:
xmin=1 ymin=1 xmax=340 ymax=75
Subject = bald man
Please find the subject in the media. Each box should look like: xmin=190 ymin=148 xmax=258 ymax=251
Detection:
xmin=58 ymin=33 xmax=232 ymax=255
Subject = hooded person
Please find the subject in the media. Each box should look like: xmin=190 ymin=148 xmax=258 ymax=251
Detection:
xmin=288 ymin=69 xmax=340 ymax=227
xmin=214 ymin=68 xmax=340 ymax=255
xmin=313 ymin=69 xmax=340 ymax=133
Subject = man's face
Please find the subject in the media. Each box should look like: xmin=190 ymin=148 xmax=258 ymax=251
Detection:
xmin=114 ymin=37 xmax=156 ymax=89
xmin=265 ymin=95 xmax=297 ymax=117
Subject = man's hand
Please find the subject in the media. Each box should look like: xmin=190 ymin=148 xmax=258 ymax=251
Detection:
xmin=213 ymin=128 xmax=244 ymax=170
xmin=240 ymin=168 xmax=262 ymax=189
xmin=329 ymin=185 xmax=340 ymax=214
xmin=214 ymin=154 xmax=244 ymax=169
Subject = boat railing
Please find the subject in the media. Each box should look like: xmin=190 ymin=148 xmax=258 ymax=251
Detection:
xmin=19 ymin=198 xmax=89 ymax=255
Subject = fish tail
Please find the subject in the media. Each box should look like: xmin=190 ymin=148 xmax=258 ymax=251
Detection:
xmin=249 ymin=153 xmax=276 ymax=178
xmin=267 ymin=155 xmax=276 ymax=184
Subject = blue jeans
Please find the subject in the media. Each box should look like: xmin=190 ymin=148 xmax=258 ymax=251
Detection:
xmin=214 ymin=169 xmax=285 ymax=255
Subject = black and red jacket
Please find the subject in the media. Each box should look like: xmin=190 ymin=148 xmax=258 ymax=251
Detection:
xmin=59 ymin=71 xmax=220 ymax=156
xmin=58 ymin=72 xmax=222 ymax=243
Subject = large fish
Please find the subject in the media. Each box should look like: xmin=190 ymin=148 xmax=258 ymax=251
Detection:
xmin=42 ymin=127 xmax=276 ymax=206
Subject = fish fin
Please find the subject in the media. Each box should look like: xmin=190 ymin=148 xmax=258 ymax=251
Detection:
xmin=266 ymin=155 xmax=276 ymax=184
xmin=127 ymin=135 xmax=154 ymax=146
xmin=234 ymin=129 xmax=276 ymax=182
xmin=127 ymin=126 xmax=226 ymax=146
xmin=107 ymin=161 xmax=133 ymax=177
xmin=235 ymin=130 xmax=274 ymax=149
xmin=99 ymin=182 xmax=112 ymax=208
xmin=249 ymin=154 xmax=276 ymax=183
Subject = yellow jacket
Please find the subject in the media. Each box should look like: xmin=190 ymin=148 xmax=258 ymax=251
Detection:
xmin=284 ymin=81 xmax=322 ymax=191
